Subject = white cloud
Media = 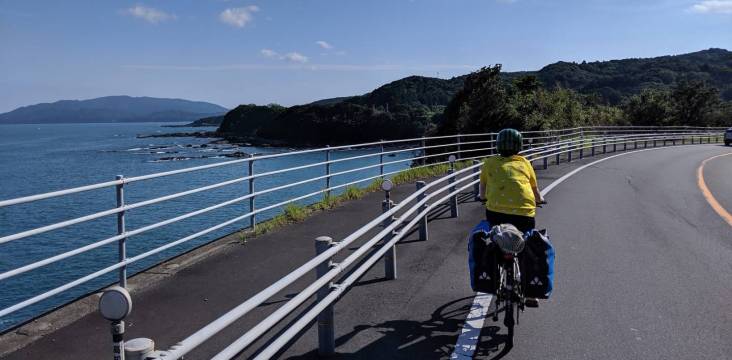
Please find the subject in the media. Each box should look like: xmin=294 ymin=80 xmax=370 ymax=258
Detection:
xmin=219 ymin=6 xmax=259 ymax=28
xmin=690 ymin=1 xmax=732 ymax=14
xmin=125 ymin=5 xmax=175 ymax=24
xmin=259 ymin=49 xmax=309 ymax=63
xmin=260 ymin=49 xmax=278 ymax=58
xmin=316 ymin=40 xmax=333 ymax=50
xmin=282 ymin=52 xmax=309 ymax=63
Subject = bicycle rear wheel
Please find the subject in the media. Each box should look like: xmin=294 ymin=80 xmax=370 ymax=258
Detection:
xmin=504 ymin=300 xmax=515 ymax=347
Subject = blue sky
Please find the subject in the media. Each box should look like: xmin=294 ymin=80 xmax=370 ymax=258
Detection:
xmin=1 ymin=0 xmax=731 ymax=112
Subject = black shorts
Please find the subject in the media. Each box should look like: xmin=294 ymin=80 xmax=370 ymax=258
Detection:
xmin=485 ymin=209 xmax=535 ymax=233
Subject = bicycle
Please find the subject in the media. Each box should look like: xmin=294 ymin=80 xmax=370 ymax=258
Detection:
xmin=486 ymin=200 xmax=546 ymax=348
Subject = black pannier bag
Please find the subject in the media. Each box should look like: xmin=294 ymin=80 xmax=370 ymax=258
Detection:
xmin=519 ymin=229 xmax=555 ymax=299
xmin=468 ymin=220 xmax=500 ymax=294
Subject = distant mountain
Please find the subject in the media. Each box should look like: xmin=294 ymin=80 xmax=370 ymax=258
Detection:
xmin=0 ymin=96 xmax=227 ymax=124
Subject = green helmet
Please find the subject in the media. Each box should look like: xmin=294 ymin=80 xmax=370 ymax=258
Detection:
xmin=496 ymin=128 xmax=523 ymax=156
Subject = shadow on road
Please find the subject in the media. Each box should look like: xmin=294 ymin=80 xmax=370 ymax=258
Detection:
xmin=282 ymin=296 xmax=512 ymax=360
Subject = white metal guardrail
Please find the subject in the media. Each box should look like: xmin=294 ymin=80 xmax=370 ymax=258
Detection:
xmin=0 ymin=126 xmax=725 ymax=350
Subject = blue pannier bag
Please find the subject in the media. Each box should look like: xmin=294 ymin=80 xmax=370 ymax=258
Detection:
xmin=519 ymin=229 xmax=555 ymax=299
xmin=468 ymin=220 xmax=500 ymax=294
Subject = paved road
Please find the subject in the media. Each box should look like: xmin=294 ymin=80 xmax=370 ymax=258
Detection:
xmin=4 ymin=145 xmax=731 ymax=359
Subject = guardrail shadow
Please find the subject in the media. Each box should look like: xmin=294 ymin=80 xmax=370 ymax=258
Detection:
xmin=282 ymin=296 xmax=510 ymax=359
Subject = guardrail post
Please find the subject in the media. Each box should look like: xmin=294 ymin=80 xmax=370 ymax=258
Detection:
xmin=115 ymin=175 xmax=127 ymax=288
xmin=613 ymin=142 xmax=617 ymax=153
xmin=381 ymin=197 xmax=397 ymax=280
xmin=416 ymin=181 xmax=428 ymax=241
xmin=543 ymin=155 xmax=548 ymax=169
xmin=248 ymin=155 xmax=256 ymax=231
xmin=456 ymin=135 xmax=462 ymax=160
xmin=472 ymin=160 xmax=481 ymax=200
xmin=603 ymin=141 xmax=607 ymax=154
xmin=325 ymin=146 xmax=332 ymax=198
xmin=634 ymin=140 xmax=638 ymax=149
xmin=653 ymin=139 xmax=657 ymax=147
xmin=578 ymin=140 xmax=584 ymax=159
xmin=448 ymin=158 xmax=458 ymax=218
xmin=623 ymin=141 xmax=627 ymax=151
xmin=591 ymin=139 xmax=596 ymax=157
xmin=567 ymin=145 xmax=572 ymax=162
xmin=379 ymin=140 xmax=385 ymax=179
xmin=555 ymin=146 xmax=561 ymax=165
xmin=579 ymin=130 xmax=584 ymax=160
xmin=315 ymin=236 xmax=336 ymax=356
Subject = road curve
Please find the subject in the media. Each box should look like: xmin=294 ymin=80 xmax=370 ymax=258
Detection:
xmin=498 ymin=145 xmax=732 ymax=360
xmin=3 ymin=145 xmax=730 ymax=359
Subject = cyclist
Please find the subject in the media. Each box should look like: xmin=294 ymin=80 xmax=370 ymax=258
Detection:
xmin=478 ymin=128 xmax=545 ymax=233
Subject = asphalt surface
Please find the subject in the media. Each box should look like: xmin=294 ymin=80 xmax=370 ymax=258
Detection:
xmin=3 ymin=144 xmax=731 ymax=359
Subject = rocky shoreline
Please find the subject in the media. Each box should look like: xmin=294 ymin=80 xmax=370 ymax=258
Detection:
xmin=137 ymin=131 xmax=291 ymax=148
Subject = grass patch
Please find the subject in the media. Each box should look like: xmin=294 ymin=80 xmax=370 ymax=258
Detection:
xmin=237 ymin=158 xmax=482 ymax=242
xmin=283 ymin=203 xmax=309 ymax=222
xmin=343 ymin=185 xmax=365 ymax=200
xmin=391 ymin=160 xmax=476 ymax=185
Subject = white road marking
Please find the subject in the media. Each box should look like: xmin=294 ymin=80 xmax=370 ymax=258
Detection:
xmin=451 ymin=292 xmax=493 ymax=359
xmin=451 ymin=145 xmax=692 ymax=358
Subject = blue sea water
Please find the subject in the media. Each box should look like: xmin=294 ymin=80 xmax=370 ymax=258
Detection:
xmin=0 ymin=123 xmax=413 ymax=332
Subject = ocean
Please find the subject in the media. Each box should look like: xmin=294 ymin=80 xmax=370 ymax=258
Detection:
xmin=0 ymin=122 xmax=412 ymax=332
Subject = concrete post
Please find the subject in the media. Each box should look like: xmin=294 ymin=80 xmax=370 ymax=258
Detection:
xmin=416 ymin=181 xmax=428 ymax=241
xmin=125 ymin=338 xmax=155 ymax=360
xmin=381 ymin=199 xmax=396 ymax=280
xmin=472 ymin=160 xmax=481 ymax=200
xmin=448 ymin=161 xmax=458 ymax=218
xmin=315 ymin=236 xmax=336 ymax=356
xmin=248 ymin=155 xmax=256 ymax=231
xmin=115 ymin=175 xmax=127 ymax=288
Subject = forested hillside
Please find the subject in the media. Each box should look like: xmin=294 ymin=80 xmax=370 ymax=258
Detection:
xmin=529 ymin=48 xmax=732 ymax=104
xmin=217 ymin=48 xmax=732 ymax=146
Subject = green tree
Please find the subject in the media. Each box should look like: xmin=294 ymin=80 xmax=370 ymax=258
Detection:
xmin=622 ymin=88 xmax=672 ymax=126
xmin=438 ymin=65 xmax=520 ymax=134
xmin=670 ymin=80 xmax=720 ymax=126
